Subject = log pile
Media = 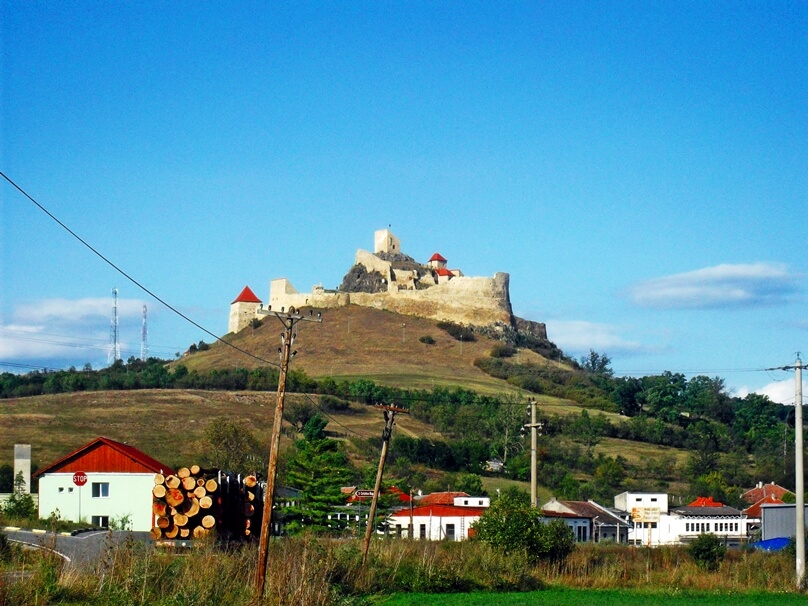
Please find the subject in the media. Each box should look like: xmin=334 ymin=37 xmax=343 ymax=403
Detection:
xmin=150 ymin=464 xmax=263 ymax=542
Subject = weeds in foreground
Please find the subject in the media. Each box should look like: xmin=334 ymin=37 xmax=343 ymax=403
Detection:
xmin=0 ymin=536 xmax=801 ymax=605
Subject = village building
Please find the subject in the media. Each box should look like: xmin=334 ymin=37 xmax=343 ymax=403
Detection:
xmin=760 ymin=503 xmax=808 ymax=542
xmin=34 ymin=437 xmax=172 ymax=531
xmin=541 ymin=498 xmax=630 ymax=543
xmin=388 ymin=495 xmax=489 ymax=541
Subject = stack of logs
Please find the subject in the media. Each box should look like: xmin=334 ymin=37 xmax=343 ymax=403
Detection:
xmin=150 ymin=465 xmax=262 ymax=541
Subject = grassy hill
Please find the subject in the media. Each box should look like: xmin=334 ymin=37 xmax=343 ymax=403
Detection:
xmin=180 ymin=305 xmax=564 ymax=394
xmin=1 ymin=305 xmax=701 ymax=498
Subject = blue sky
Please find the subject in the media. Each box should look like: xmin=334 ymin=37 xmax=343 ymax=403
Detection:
xmin=1 ymin=2 xmax=806 ymax=401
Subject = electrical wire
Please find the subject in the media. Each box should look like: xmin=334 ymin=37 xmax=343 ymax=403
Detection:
xmin=1 ymin=170 xmax=281 ymax=370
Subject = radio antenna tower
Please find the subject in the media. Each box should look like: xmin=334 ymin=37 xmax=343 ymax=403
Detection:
xmin=108 ymin=288 xmax=120 ymax=364
xmin=140 ymin=304 xmax=148 ymax=361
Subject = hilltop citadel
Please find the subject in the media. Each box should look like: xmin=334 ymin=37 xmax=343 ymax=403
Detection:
xmin=228 ymin=228 xmax=547 ymax=341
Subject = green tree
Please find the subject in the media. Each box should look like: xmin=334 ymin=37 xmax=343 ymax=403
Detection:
xmin=202 ymin=420 xmax=264 ymax=474
xmin=579 ymin=350 xmax=613 ymax=377
xmin=2 ymin=471 xmax=36 ymax=519
xmin=473 ymin=487 xmax=575 ymax=562
xmin=283 ymin=431 xmax=356 ymax=534
xmin=688 ymin=532 xmax=727 ymax=571
xmin=567 ymin=409 xmax=604 ymax=453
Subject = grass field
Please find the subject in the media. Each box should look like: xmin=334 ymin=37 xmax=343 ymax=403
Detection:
xmin=376 ymin=589 xmax=805 ymax=606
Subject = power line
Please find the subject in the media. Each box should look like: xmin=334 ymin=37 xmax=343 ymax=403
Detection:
xmin=0 ymin=170 xmax=281 ymax=369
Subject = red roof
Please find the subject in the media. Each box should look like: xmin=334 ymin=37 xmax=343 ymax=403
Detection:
xmin=231 ymin=285 xmax=262 ymax=304
xmin=418 ymin=491 xmax=469 ymax=506
xmin=688 ymin=496 xmax=724 ymax=508
xmin=743 ymin=494 xmax=785 ymax=518
xmin=34 ymin=437 xmax=174 ymax=477
xmin=429 ymin=253 xmax=447 ymax=263
xmin=742 ymin=482 xmax=793 ymax=504
xmin=435 ymin=268 xmax=454 ymax=277
xmin=391 ymin=504 xmax=487 ymax=518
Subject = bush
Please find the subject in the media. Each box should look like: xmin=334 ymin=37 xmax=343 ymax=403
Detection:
xmin=436 ymin=321 xmax=476 ymax=342
xmin=490 ymin=344 xmax=517 ymax=358
xmin=320 ymin=395 xmax=350 ymax=412
xmin=419 ymin=335 xmax=436 ymax=345
xmin=473 ymin=487 xmax=575 ymax=563
xmin=688 ymin=532 xmax=726 ymax=571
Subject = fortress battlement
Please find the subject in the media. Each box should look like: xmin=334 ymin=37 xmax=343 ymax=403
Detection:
xmin=228 ymin=229 xmax=541 ymax=338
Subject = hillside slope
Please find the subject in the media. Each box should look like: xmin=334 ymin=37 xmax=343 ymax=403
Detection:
xmin=184 ymin=305 xmax=564 ymax=394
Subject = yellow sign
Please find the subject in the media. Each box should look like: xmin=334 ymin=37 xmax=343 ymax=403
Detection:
xmin=631 ymin=507 xmax=660 ymax=523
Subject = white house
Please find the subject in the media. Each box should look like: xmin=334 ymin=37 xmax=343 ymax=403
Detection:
xmin=541 ymin=498 xmax=630 ymax=543
xmin=615 ymin=493 xmax=749 ymax=546
xmin=388 ymin=494 xmax=489 ymax=541
xmin=34 ymin=437 xmax=173 ymax=531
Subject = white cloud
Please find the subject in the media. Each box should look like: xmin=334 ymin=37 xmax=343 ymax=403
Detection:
xmin=628 ymin=263 xmax=799 ymax=310
xmin=734 ymin=378 xmax=807 ymax=404
xmin=13 ymin=297 xmax=144 ymax=324
xmin=546 ymin=320 xmax=644 ymax=356
xmin=1 ymin=297 xmax=142 ymax=363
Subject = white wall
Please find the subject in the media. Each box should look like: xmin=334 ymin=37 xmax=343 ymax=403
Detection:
xmin=38 ymin=472 xmax=155 ymax=531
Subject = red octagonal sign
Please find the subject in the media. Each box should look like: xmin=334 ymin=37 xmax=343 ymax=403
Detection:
xmin=73 ymin=471 xmax=88 ymax=487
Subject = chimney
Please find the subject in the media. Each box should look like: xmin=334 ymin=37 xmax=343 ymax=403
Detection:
xmin=14 ymin=444 xmax=31 ymax=494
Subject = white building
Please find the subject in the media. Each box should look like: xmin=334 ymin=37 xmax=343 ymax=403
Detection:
xmin=614 ymin=492 xmax=749 ymax=546
xmin=388 ymin=495 xmax=489 ymax=541
xmin=34 ymin=437 xmax=173 ymax=531
xmin=542 ymin=498 xmax=630 ymax=543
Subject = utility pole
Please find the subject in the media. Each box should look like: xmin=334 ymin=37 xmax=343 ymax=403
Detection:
xmin=362 ymin=404 xmax=409 ymax=567
xmin=767 ymin=355 xmax=808 ymax=589
xmin=253 ymin=306 xmax=322 ymax=602
xmin=797 ymin=356 xmax=805 ymax=589
xmin=524 ymin=399 xmax=543 ymax=508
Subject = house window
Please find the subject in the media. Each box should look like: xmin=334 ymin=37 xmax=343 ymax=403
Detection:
xmin=446 ymin=524 xmax=456 ymax=540
xmin=68 ymin=487 xmax=74 ymax=493
xmin=651 ymin=497 xmax=657 ymax=502
xmin=92 ymin=515 xmax=109 ymax=528
xmin=91 ymin=482 xmax=109 ymax=498
xmin=58 ymin=487 xmax=64 ymax=493
xmin=419 ymin=524 xmax=426 ymax=539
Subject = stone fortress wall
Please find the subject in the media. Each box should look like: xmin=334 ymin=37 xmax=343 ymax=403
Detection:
xmin=229 ymin=229 xmax=538 ymax=334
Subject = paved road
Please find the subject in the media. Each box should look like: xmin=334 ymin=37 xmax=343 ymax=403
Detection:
xmin=5 ymin=528 xmax=151 ymax=569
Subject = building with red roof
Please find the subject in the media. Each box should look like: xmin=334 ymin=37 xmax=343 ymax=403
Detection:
xmin=742 ymin=481 xmax=793 ymax=504
xmin=35 ymin=437 xmax=173 ymax=531
xmin=228 ymin=285 xmax=264 ymax=334
xmin=427 ymin=252 xmax=448 ymax=269
xmin=389 ymin=496 xmax=489 ymax=541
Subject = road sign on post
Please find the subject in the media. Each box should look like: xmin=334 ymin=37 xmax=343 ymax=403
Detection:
xmin=73 ymin=471 xmax=88 ymax=487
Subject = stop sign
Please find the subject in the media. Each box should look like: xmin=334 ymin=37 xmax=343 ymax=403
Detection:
xmin=73 ymin=471 xmax=88 ymax=487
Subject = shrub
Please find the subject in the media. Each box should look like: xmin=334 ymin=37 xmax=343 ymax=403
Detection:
xmin=436 ymin=321 xmax=476 ymax=342
xmin=688 ymin=532 xmax=726 ymax=571
xmin=473 ymin=487 xmax=575 ymax=563
xmin=320 ymin=395 xmax=350 ymax=412
xmin=490 ymin=343 xmax=517 ymax=358
xmin=419 ymin=335 xmax=436 ymax=345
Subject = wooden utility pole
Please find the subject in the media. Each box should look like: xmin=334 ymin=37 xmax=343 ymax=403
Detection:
xmin=254 ymin=306 xmax=321 ymax=602
xmin=362 ymin=404 xmax=409 ymax=567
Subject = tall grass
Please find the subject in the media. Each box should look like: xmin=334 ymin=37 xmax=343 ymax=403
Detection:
xmin=0 ymin=536 xmax=801 ymax=605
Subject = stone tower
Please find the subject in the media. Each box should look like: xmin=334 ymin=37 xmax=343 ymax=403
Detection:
xmin=228 ymin=286 xmax=262 ymax=334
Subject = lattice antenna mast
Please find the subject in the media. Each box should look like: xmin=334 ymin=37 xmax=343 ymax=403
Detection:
xmin=140 ymin=304 xmax=148 ymax=361
xmin=108 ymin=288 xmax=120 ymax=364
